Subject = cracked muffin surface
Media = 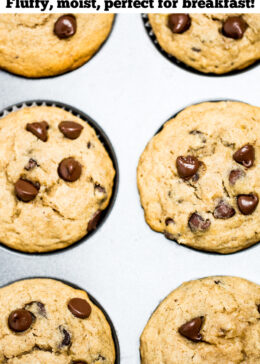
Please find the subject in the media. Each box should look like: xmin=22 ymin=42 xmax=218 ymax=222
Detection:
xmin=0 ymin=106 xmax=115 ymax=252
xmin=140 ymin=276 xmax=260 ymax=364
xmin=148 ymin=14 xmax=260 ymax=74
xmin=0 ymin=279 xmax=116 ymax=363
xmin=137 ymin=101 xmax=260 ymax=253
xmin=0 ymin=14 xmax=114 ymax=78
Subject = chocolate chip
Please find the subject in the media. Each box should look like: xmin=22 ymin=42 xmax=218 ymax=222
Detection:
xmin=25 ymin=301 xmax=46 ymax=318
xmin=14 ymin=179 xmax=39 ymax=202
xmin=176 ymin=156 xmax=200 ymax=179
xmin=257 ymin=304 xmax=260 ymax=313
xmin=87 ymin=210 xmax=102 ymax=232
xmin=191 ymin=47 xmax=201 ymax=52
xmin=58 ymin=157 xmax=82 ymax=182
xmin=213 ymin=200 xmax=235 ymax=219
xmin=168 ymin=14 xmax=191 ymax=34
xmin=165 ymin=218 xmax=174 ymax=226
xmin=54 ymin=15 xmax=77 ymax=39
xmin=59 ymin=121 xmax=83 ymax=140
xmin=188 ymin=213 xmax=211 ymax=232
xmin=26 ymin=121 xmax=49 ymax=142
xmin=24 ymin=158 xmax=38 ymax=171
xmin=222 ymin=16 xmax=248 ymax=40
xmin=214 ymin=280 xmax=221 ymax=284
xmin=237 ymin=194 xmax=259 ymax=215
xmin=8 ymin=309 xmax=33 ymax=332
xmin=233 ymin=144 xmax=255 ymax=168
xmin=59 ymin=326 xmax=71 ymax=346
xmin=178 ymin=316 xmax=204 ymax=342
xmin=229 ymin=169 xmax=245 ymax=185
xmin=68 ymin=298 xmax=91 ymax=319
xmin=94 ymin=184 xmax=106 ymax=194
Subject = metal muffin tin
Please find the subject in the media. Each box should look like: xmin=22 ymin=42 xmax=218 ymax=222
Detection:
xmin=141 ymin=14 xmax=260 ymax=77
xmin=0 ymin=14 xmax=259 ymax=364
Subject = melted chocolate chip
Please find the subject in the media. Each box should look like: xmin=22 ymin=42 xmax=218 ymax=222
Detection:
xmin=87 ymin=210 xmax=102 ymax=232
xmin=176 ymin=156 xmax=200 ymax=179
xmin=229 ymin=169 xmax=245 ymax=185
xmin=58 ymin=157 xmax=82 ymax=182
xmin=68 ymin=298 xmax=91 ymax=319
xmin=168 ymin=14 xmax=191 ymax=34
xmin=94 ymin=184 xmax=106 ymax=194
xmin=188 ymin=213 xmax=211 ymax=232
xmin=14 ymin=179 xmax=39 ymax=202
xmin=24 ymin=158 xmax=38 ymax=171
xmin=54 ymin=15 xmax=77 ymax=39
xmin=178 ymin=316 xmax=204 ymax=342
xmin=233 ymin=144 xmax=255 ymax=168
xmin=8 ymin=309 xmax=33 ymax=332
xmin=165 ymin=218 xmax=174 ymax=226
xmin=26 ymin=121 xmax=49 ymax=142
xmin=237 ymin=194 xmax=259 ymax=215
xmin=25 ymin=301 xmax=46 ymax=318
xmin=59 ymin=121 xmax=83 ymax=140
xmin=222 ymin=16 xmax=248 ymax=40
xmin=213 ymin=201 xmax=235 ymax=219
xmin=59 ymin=326 xmax=71 ymax=346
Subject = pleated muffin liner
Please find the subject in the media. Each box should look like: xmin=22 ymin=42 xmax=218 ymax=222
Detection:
xmin=141 ymin=14 xmax=260 ymax=77
xmin=148 ymin=99 xmax=259 ymax=255
xmin=1 ymin=276 xmax=120 ymax=363
xmin=0 ymin=100 xmax=119 ymax=255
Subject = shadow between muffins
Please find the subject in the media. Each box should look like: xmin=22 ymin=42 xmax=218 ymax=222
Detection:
xmin=1 ymin=276 xmax=120 ymax=364
xmin=0 ymin=15 xmax=117 ymax=80
xmin=138 ymin=98 xmax=260 ymax=256
xmin=0 ymin=100 xmax=119 ymax=256
xmin=141 ymin=14 xmax=260 ymax=78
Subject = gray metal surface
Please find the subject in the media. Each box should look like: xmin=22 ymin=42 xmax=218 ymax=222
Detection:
xmin=0 ymin=14 xmax=259 ymax=364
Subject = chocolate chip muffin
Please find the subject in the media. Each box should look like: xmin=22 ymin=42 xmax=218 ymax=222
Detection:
xmin=0 ymin=279 xmax=116 ymax=363
xmin=0 ymin=14 xmax=114 ymax=78
xmin=0 ymin=105 xmax=115 ymax=252
xmin=137 ymin=101 xmax=260 ymax=253
xmin=148 ymin=14 xmax=260 ymax=74
xmin=140 ymin=276 xmax=260 ymax=364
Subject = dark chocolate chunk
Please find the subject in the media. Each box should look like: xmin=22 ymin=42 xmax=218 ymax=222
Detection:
xmin=8 ymin=309 xmax=33 ymax=332
xmin=178 ymin=316 xmax=204 ymax=342
xmin=59 ymin=121 xmax=83 ymax=140
xmin=229 ymin=169 xmax=245 ymax=185
xmin=87 ymin=210 xmax=102 ymax=232
xmin=176 ymin=156 xmax=200 ymax=179
xmin=58 ymin=157 xmax=82 ymax=182
xmin=213 ymin=200 xmax=235 ymax=219
xmin=14 ymin=179 xmax=39 ymax=202
xmin=165 ymin=218 xmax=174 ymax=226
xmin=54 ymin=15 xmax=77 ymax=39
xmin=68 ymin=298 xmax=91 ymax=319
xmin=222 ymin=16 xmax=248 ymax=40
xmin=188 ymin=213 xmax=211 ymax=232
xmin=233 ymin=144 xmax=255 ymax=168
xmin=237 ymin=194 xmax=259 ymax=215
xmin=168 ymin=14 xmax=191 ymax=34
xmin=26 ymin=121 xmax=49 ymax=142
xmin=24 ymin=158 xmax=38 ymax=171
xmin=59 ymin=326 xmax=71 ymax=346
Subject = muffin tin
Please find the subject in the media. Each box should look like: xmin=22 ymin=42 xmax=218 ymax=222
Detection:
xmin=0 ymin=14 xmax=259 ymax=364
